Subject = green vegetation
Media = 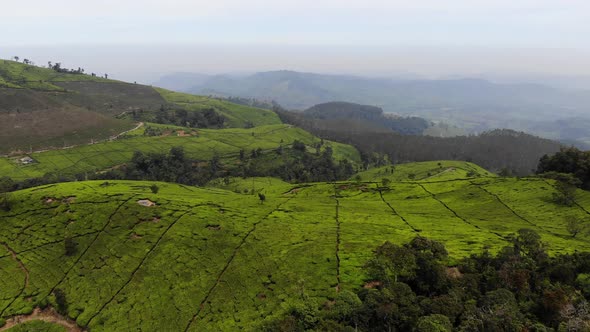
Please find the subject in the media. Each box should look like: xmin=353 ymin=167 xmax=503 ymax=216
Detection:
xmin=0 ymin=59 xmax=109 ymax=91
xmin=4 ymin=320 xmax=67 ymax=332
xmin=0 ymin=60 xmax=284 ymax=154
xmin=1 ymin=163 xmax=590 ymax=330
xmin=0 ymin=124 xmax=359 ymax=182
xmin=266 ymin=231 xmax=590 ymax=331
xmin=353 ymin=160 xmax=495 ymax=182
xmin=538 ymin=146 xmax=590 ymax=189
xmin=156 ymin=88 xmax=281 ymax=128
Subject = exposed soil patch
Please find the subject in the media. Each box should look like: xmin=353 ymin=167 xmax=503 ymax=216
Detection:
xmin=62 ymin=196 xmax=76 ymax=204
xmin=446 ymin=267 xmax=463 ymax=279
xmin=42 ymin=197 xmax=56 ymax=204
xmin=363 ymin=281 xmax=382 ymax=289
xmin=0 ymin=307 xmax=85 ymax=332
xmin=130 ymin=233 xmax=143 ymax=240
xmin=137 ymin=199 xmax=156 ymax=207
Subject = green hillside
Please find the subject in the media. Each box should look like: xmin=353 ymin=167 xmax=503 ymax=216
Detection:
xmin=156 ymin=88 xmax=281 ymax=128
xmin=0 ymin=59 xmax=110 ymax=90
xmin=0 ymin=124 xmax=359 ymax=181
xmin=1 ymin=164 xmax=590 ymax=330
xmin=355 ymin=160 xmax=496 ymax=182
xmin=0 ymin=60 xmax=281 ymax=154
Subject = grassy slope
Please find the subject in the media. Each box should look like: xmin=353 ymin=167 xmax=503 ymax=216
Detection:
xmin=1 ymin=163 xmax=590 ymax=330
xmin=0 ymin=60 xmax=111 ymax=91
xmin=156 ymin=88 xmax=281 ymax=127
xmin=0 ymin=60 xmax=283 ymax=154
xmin=0 ymin=124 xmax=361 ymax=181
xmin=354 ymin=160 xmax=496 ymax=182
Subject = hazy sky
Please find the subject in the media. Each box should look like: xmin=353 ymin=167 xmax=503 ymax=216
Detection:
xmin=1 ymin=0 xmax=589 ymax=83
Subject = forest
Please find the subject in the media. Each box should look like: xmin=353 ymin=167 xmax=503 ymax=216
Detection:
xmin=276 ymin=109 xmax=562 ymax=175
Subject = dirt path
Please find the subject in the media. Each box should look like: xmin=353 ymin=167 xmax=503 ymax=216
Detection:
xmin=0 ymin=243 xmax=29 ymax=316
xmin=419 ymin=167 xmax=455 ymax=181
xmin=2 ymin=122 xmax=144 ymax=158
xmin=109 ymin=122 xmax=144 ymax=140
xmin=1 ymin=243 xmax=29 ymax=289
xmin=0 ymin=307 xmax=84 ymax=332
xmin=332 ymin=186 xmax=342 ymax=293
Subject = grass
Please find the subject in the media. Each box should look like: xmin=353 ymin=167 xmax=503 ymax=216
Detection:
xmin=156 ymin=88 xmax=282 ymax=128
xmin=353 ymin=160 xmax=496 ymax=182
xmin=3 ymin=320 xmax=67 ymax=332
xmin=1 ymin=163 xmax=590 ymax=330
xmin=0 ymin=60 xmax=110 ymax=91
xmin=0 ymin=124 xmax=360 ymax=181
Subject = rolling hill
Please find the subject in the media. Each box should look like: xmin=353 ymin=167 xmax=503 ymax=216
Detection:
xmin=1 ymin=161 xmax=590 ymax=330
xmin=0 ymin=60 xmax=280 ymax=155
xmin=165 ymin=70 xmax=590 ymax=145
xmin=0 ymin=124 xmax=357 ymax=182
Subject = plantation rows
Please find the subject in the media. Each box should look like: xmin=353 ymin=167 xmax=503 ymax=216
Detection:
xmin=1 ymin=176 xmax=589 ymax=330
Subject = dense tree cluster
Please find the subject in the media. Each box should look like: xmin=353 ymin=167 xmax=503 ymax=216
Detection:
xmin=225 ymin=96 xmax=280 ymax=110
xmin=302 ymin=102 xmax=430 ymax=135
xmin=538 ymin=147 xmax=590 ymax=190
xmin=133 ymin=105 xmax=225 ymax=129
xmin=277 ymin=109 xmax=561 ymax=175
xmin=95 ymin=144 xmax=355 ymax=186
xmin=1 ymin=142 xmax=358 ymax=193
xmin=241 ymin=141 xmax=356 ymax=183
xmin=265 ymin=230 xmax=590 ymax=331
xmin=48 ymin=62 xmax=85 ymax=75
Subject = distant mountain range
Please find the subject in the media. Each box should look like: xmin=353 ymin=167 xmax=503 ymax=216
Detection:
xmin=154 ymin=71 xmax=590 ymax=147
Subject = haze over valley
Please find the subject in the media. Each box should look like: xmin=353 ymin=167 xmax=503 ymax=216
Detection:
xmin=2 ymin=1 xmax=590 ymax=331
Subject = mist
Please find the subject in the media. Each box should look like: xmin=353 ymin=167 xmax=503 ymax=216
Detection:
xmin=2 ymin=44 xmax=589 ymax=88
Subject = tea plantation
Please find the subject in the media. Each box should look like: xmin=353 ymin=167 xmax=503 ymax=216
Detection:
xmin=0 ymin=124 xmax=359 ymax=181
xmin=1 ymin=163 xmax=589 ymax=331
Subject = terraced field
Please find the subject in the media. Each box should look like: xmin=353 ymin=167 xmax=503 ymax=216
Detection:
xmin=1 ymin=166 xmax=589 ymax=331
xmin=0 ymin=124 xmax=360 ymax=181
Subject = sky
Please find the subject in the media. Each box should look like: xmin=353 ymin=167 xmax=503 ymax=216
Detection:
xmin=1 ymin=0 xmax=589 ymax=83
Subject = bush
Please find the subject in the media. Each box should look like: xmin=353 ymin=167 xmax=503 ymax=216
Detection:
xmin=415 ymin=314 xmax=452 ymax=332
xmin=54 ymin=288 xmax=67 ymax=314
xmin=150 ymin=184 xmax=159 ymax=194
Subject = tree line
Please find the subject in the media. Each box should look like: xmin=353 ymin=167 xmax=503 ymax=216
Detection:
xmin=276 ymin=109 xmax=562 ymax=175
xmin=94 ymin=143 xmax=356 ymax=186
xmin=9 ymin=56 xmax=109 ymax=79
xmin=537 ymin=147 xmax=590 ymax=190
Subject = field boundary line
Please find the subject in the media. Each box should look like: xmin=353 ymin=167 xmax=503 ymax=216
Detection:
xmin=183 ymin=196 xmax=293 ymax=332
xmin=377 ymin=189 xmax=420 ymax=233
xmin=45 ymin=196 xmax=136 ymax=297
xmin=416 ymin=183 xmax=505 ymax=239
xmin=475 ymin=183 xmax=566 ymax=238
xmin=332 ymin=185 xmax=341 ymax=292
xmin=86 ymin=209 xmax=192 ymax=326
